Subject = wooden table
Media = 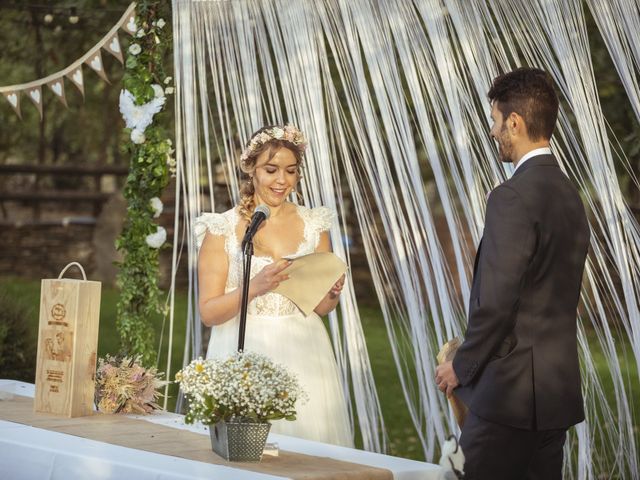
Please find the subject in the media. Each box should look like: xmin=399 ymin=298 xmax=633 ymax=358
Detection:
xmin=0 ymin=380 xmax=444 ymax=480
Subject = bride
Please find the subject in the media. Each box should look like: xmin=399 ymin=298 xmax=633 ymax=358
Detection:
xmin=194 ymin=124 xmax=353 ymax=447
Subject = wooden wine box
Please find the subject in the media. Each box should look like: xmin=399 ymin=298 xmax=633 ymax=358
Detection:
xmin=34 ymin=263 xmax=101 ymax=417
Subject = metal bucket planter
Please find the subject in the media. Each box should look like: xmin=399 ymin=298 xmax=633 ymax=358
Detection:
xmin=209 ymin=418 xmax=271 ymax=462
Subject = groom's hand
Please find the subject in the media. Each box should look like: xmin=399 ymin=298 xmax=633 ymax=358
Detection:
xmin=435 ymin=361 xmax=459 ymax=397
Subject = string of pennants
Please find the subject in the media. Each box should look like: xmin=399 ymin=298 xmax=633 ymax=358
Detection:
xmin=0 ymin=2 xmax=137 ymax=120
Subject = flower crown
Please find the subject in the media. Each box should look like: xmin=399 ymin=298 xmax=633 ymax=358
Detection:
xmin=240 ymin=124 xmax=307 ymax=164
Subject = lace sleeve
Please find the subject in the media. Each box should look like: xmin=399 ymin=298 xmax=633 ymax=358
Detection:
xmin=303 ymin=206 xmax=337 ymax=250
xmin=194 ymin=212 xmax=228 ymax=249
xmin=311 ymin=206 xmax=337 ymax=232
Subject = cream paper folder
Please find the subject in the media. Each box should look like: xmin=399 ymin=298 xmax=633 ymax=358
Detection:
xmin=273 ymin=252 xmax=347 ymax=316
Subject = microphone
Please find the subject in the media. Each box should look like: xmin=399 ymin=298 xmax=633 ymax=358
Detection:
xmin=241 ymin=204 xmax=270 ymax=249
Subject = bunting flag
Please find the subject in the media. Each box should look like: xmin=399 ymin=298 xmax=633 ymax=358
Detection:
xmin=26 ymin=85 xmax=43 ymax=120
xmin=85 ymin=49 xmax=109 ymax=83
xmin=2 ymin=90 xmax=22 ymax=118
xmin=124 ymin=11 xmax=138 ymax=36
xmin=104 ymin=33 xmax=124 ymax=64
xmin=66 ymin=66 xmax=85 ymax=97
xmin=47 ymin=78 xmax=68 ymax=107
xmin=0 ymin=2 xmax=136 ymax=120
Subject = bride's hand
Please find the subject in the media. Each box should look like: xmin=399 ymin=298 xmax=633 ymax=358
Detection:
xmin=329 ymin=274 xmax=345 ymax=299
xmin=249 ymin=260 xmax=292 ymax=298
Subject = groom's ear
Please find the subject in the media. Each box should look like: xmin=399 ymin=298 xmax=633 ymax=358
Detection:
xmin=507 ymin=112 xmax=525 ymax=137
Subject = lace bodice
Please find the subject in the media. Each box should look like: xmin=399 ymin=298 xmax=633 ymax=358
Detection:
xmin=195 ymin=205 xmax=335 ymax=316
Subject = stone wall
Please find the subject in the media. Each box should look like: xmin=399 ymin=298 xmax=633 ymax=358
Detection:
xmin=0 ymin=189 xmax=186 ymax=287
xmin=1 ymin=223 xmax=96 ymax=280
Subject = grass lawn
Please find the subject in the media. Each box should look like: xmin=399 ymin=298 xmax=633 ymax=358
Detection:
xmin=1 ymin=276 xmax=638 ymax=468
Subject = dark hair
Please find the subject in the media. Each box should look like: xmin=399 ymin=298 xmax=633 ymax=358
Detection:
xmin=488 ymin=67 xmax=559 ymax=141
xmin=238 ymin=125 xmax=305 ymax=221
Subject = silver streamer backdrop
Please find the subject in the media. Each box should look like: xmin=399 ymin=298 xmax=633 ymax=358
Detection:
xmin=169 ymin=1 xmax=640 ymax=477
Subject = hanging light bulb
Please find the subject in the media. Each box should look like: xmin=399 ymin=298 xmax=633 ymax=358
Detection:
xmin=44 ymin=12 xmax=54 ymax=24
xmin=68 ymin=7 xmax=79 ymax=24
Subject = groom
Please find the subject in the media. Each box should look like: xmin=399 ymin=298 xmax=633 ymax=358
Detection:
xmin=435 ymin=68 xmax=590 ymax=479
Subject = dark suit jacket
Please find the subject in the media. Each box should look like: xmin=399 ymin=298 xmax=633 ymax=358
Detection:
xmin=453 ymin=154 xmax=590 ymax=431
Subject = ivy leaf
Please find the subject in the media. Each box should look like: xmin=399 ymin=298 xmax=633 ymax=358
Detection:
xmin=126 ymin=56 xmax=138 ymax=69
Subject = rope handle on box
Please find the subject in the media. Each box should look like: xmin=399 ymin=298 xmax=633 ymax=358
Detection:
xmin=58 ymin=262 xmax=87 ymax=281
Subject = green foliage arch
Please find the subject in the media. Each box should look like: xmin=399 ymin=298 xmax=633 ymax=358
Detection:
xmin=115 ymin=1 xmax=174 ymax=367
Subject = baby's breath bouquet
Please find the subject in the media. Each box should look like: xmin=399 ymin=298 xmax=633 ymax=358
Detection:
xmin=176 ymin=351 xmax=306 ymax=425
xmin=94 ymin=354 xmax=166 ymax=414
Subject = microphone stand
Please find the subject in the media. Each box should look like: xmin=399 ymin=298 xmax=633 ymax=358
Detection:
xmin=237 ymin=239 xmax=253 ymax=352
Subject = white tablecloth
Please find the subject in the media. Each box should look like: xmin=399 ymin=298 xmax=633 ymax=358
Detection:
xmin=0 ymin=380 xmax=444 ymax=480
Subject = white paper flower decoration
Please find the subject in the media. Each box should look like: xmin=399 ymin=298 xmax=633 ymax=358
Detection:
xmin=131 ymin=130 xmax=146 ymax=144
xmin=119 ymin=89 xmax=166 ymax=134
xmin=164 ymin=87 xmax=174 ymax=95
xmin=164 ymin=76 xmax=173 ymax=85
xmin=146 ymin=226 xmax=166 ymax=249
xmin=151 ymin=84 xmax=165 ymax=98
xmin=129 ymin=43 xmax=142 ymax=55
xmin=157 ymin=19 xmax=166 ymax=28
xmin=150 ymin=197 xmax=163 ymax=218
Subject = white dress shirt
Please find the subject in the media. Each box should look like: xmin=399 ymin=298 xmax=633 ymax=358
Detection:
xmin=513 ymin=147 xmax=552 ymax=173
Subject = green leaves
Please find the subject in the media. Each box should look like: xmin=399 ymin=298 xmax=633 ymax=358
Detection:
xmin=125 ymin=56 xmax=138 ymax=69
xmin=115 ymin=2 xmax=172 ymax=368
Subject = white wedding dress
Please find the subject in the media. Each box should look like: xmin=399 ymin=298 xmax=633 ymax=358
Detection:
xmin=194 ymin=205 xmax=354 ymax=447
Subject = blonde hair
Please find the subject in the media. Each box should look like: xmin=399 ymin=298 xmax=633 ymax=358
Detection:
xmin=238 ymin=125 xmax=305 ymax=221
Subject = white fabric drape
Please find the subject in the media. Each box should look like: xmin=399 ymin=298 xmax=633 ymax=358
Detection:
xmin=170 ymin=0 xmax=640 ymax=476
